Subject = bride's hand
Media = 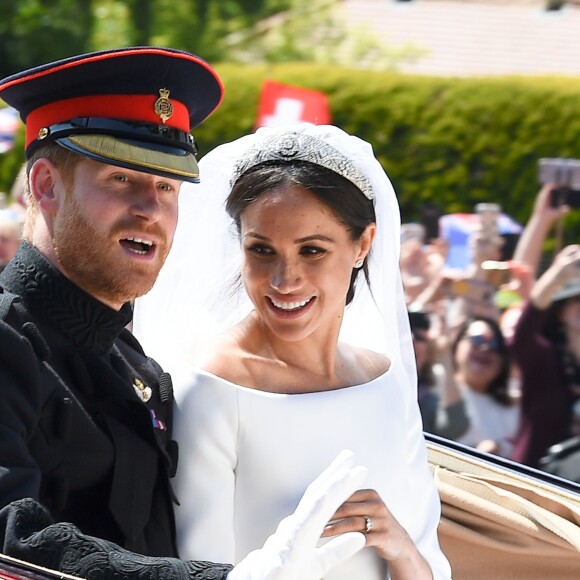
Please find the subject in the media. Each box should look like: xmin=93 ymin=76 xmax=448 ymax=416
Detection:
xmin=321 ymin=489 xmax=414 ymax=562
xmin=322 ymin=489 xmax=433 ymax=579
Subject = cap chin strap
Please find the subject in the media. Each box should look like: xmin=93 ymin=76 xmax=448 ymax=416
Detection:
xmin=29 ymin=117 xmax=197 ymax=156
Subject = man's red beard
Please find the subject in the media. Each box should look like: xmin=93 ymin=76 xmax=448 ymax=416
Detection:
xmin=52 ymin=195 xmax=169 ymax=307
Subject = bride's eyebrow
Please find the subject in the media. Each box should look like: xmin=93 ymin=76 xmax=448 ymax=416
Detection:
xmin=295 ymin=235 xmax=334 ymax=244
xmin=243 ymin=232 xmax=269 ymax=241
xmin=243 ymin=233 xmax=335 ymax=244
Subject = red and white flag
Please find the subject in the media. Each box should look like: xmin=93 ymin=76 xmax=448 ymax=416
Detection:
xmin=256 ymin=79 xmax=331 ymax=129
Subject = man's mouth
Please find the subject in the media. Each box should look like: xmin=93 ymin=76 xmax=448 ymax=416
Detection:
xmin=120 ymin=237 xmax=154 ymax=255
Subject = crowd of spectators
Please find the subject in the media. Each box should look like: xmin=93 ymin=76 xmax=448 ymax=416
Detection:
xmin=402 ymin=184 xmax=580 ymax=483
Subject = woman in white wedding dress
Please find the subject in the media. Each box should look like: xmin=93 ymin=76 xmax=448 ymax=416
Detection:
xmin=133 ymin=124 xmax=451 ymax=580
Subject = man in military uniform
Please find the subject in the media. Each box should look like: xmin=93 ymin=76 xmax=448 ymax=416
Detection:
xmin=0 ymin=47 xmax=366 ymax=580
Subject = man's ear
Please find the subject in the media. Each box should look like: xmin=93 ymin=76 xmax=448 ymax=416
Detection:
xmin=29 ymin=158 xmax=62 ymax=213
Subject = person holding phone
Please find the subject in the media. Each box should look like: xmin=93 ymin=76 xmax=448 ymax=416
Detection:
xmin=511 ymin=245 xmax=580 ymax=468
xmin=511 ymin=183 xmax=570 ymax=277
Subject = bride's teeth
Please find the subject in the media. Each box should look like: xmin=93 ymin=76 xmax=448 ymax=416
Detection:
xmin=271 ymin=297 xmax=311 ymax=310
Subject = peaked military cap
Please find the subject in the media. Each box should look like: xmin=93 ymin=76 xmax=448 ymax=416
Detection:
xmin=0 ymin=46 xmax=224 ymax=183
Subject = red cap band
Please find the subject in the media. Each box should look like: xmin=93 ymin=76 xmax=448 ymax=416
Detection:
xmin=26 ymin=94 xmax=189 ymax=148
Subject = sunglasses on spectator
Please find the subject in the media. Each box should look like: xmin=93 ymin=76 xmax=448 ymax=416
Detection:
xmin=464 ymin=334 xmax=500 ymax=350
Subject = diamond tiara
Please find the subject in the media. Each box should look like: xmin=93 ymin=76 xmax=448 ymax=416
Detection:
xmin=230 ymin=130 xmax=375 ymax=200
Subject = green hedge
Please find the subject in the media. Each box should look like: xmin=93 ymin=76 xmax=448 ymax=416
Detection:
xmin=3 ymin=63 xmax=580 ymax=238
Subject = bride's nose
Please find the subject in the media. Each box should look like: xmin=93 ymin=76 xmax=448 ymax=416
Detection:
xmin=270 ymin=257 xmax=303 ymax=293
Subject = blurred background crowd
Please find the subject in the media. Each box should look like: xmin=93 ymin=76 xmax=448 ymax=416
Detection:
xmin=402 ymin=183 xmax=580 ymax=483
xmin=0 ymin=164 xmax=24 ymax=273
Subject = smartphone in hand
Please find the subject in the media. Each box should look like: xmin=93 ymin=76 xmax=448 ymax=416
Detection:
xmin=538 ymin=158 xmax=580 ymax=208
xmin=481 ymin=260 xmax=512 ymax=286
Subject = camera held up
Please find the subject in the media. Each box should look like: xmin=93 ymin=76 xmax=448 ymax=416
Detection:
xmin=538 ymin=158 xmax=580 ymax=209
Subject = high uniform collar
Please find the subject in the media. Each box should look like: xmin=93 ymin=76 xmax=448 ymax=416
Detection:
xmin=0 ymin=241 xmax=132 ymax=355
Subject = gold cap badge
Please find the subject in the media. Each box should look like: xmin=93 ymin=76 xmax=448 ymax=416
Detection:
xmin=154 ymin=88 xmax=173 ymax=123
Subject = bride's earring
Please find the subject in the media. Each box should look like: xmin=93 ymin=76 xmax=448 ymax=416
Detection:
xmin=355 ymin=259 xmax=364 ymax=269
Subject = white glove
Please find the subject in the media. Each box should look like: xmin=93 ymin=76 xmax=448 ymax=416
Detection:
xmin=227 ymin=450 xmax=367 ymax=580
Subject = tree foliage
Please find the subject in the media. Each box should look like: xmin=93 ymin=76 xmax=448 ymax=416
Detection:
xmin=0 ymin=0 xmax=297 ymax=75
xmin=146 ymin=0 xmax=293 ymax=62
xmin=0 ymin=0 xmax=94 ymax=76
xmin=219 ymin=0 xmax=424 ymax=69
xmin=0 ymin=0 xmax=420 ymax=73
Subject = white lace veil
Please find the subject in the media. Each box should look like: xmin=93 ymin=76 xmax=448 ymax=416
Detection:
xmin=133 ymin=123 xmax=416 ymax=395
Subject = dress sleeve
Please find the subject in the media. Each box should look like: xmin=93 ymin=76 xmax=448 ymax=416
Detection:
xmin=172 ymin=371 xmax=239 ymax=564
xmin=396 ymin=365 xmax=453 ymax=580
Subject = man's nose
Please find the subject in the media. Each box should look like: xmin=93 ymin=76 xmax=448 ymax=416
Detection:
xmin=130 ymin=183 xmax=162 ymax=222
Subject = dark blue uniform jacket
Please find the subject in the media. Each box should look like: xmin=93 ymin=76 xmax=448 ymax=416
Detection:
xmin=0 ymin=242 xmax=231 ymax=580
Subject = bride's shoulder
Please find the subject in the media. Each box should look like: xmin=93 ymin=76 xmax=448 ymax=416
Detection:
xmin=191 ymin=330 xmax=253 ymax=387
xmin=347 ymin=345 xmax=392 ymax=380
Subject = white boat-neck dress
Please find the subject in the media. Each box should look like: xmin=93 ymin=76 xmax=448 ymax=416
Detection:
xmin=171 ymin=358 xmax=451 ymax=579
